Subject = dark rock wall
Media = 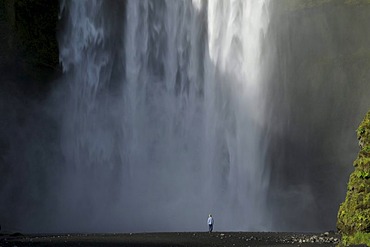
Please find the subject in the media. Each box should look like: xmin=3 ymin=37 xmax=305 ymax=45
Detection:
xmin=0 ymin=0 xmax=61 ymax=231
xmin=0 ymin=0 xmax=59 ymax=88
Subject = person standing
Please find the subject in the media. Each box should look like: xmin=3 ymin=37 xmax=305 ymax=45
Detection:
xmin=207 ymin=214 xmax=214 ymax=232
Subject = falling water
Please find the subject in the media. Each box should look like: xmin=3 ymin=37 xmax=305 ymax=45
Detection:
xmin=57 ymin=0 xmax=270 ymax=232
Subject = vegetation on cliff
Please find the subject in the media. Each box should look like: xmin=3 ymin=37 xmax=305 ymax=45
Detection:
xmin=337 ymin=111 xmax=370 ymax=246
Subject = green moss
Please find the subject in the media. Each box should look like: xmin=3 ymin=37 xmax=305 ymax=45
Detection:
xmin=363 ymin=146 xmax=370 ymax=153
xmin=353 ymin=157 xmax=370 ymax=168
xmin=338 ymin=111 xmax=370 ymax=245
xmin=341 ymin=232 xmax=370 ymax=246
xmin=354 ymin=170 xmax=370 ymax=179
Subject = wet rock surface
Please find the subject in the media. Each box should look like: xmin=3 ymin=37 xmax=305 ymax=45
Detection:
xmin=0 ymin=231 xmax=340 ymax=246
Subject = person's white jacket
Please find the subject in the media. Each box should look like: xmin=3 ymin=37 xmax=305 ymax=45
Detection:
xmin=207 ymin=216 xmax=214 ymax=225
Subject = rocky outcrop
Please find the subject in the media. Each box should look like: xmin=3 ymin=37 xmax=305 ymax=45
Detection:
xmin=337 ymin=111 xmax=370 ymax=246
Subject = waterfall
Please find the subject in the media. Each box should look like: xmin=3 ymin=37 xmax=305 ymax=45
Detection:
xmin=57 ymin=0 xmax=271 ymax=232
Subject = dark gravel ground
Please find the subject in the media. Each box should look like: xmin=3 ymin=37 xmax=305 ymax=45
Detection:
xmin=0 ymin=231 xmax=341 ymax=247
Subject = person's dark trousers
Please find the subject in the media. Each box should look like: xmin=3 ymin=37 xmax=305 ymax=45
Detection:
xmin=208 ymin=224 xmax=213 ymax=232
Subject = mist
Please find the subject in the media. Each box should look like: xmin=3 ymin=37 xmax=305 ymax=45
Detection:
xmin=264 ymin=1 xmax=370 ymax=230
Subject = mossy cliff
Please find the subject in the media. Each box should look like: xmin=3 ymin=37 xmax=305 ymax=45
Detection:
xmin=337 ymin=111 xmax=370 ymax=246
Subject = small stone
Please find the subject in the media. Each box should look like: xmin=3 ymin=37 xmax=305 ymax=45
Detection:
xmin=324 ymin=232 xmax=329 ymax=236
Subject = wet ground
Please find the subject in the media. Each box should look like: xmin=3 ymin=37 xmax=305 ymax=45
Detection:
xmin=0 ymin=231 xmax=341 ymax=246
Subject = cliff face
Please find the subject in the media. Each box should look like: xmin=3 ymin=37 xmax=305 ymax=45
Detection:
xmin=337 ymin=111 xmax=370 ymax=245
xmin=0 ymin=0 xmax=59 ymax=87
xmin=0 ymin=0 xmax=61 ymax=230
